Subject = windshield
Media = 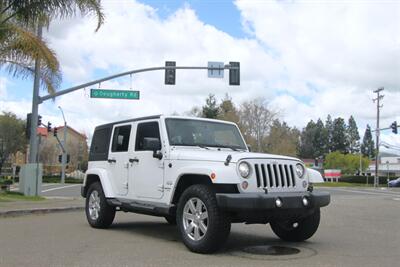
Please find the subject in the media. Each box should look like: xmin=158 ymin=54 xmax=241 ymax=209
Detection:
xmin=165 ymin=118 xmax=247 ymax=150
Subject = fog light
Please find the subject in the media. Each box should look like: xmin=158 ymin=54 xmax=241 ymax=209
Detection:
xmin=302 ymin=197 xmax=309 ymax=207
xmin=241 ymin=181 xmax=249 ymax=190
xmin=275 ymin=198 xmax=283 ymax=208
xmin=302 ymin=180 xmax=308 ymax=188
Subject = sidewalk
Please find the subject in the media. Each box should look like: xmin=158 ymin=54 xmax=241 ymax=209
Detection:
xmin=0 ymin=197 xmax=84 ymax=217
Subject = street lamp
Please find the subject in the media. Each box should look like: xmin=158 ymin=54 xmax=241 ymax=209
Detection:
xmin=58 ymin=106 xmax=67 ymax=184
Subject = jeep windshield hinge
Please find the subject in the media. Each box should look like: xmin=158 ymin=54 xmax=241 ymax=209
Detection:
xmin=224 ymin=154 xmax=232 ymax=166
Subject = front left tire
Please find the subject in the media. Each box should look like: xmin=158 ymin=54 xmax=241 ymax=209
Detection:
xmin=85 ymin=182 xmax=116 ymax=229
xmin=176 ymin=184 xmax=231 ymax=254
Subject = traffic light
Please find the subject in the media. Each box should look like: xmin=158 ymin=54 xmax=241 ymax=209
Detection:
xmin=67 ymin=154 xmax=70 ymax=164
xmin=391 ymin=121 xmax=398 ymax=134
xmin=229 ymin=61 xmax=240 ymax=86
xmin=53 ymin=127 xmax=58 ymax=137
xmin=165 ymin=61 xmax=176 ymax=85
xmin=26 ymin=113 xmax=32 ymax=139
xmin=37 ymin=115 xmax=42 ymax=126
xmin=47 ymin=122 xmax=52 ymax=133
xmin=58 ymin=155 xmax=62 ymax=163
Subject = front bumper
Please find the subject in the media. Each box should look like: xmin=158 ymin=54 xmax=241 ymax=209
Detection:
xmin=216 ymin=191 xmax=330 ymax=211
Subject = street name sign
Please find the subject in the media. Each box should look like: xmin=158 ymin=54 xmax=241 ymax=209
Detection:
xmin=90 ymin=89 xmax=140 ymax=100
xmin=208 ymin=61 xmax=224 ymax=78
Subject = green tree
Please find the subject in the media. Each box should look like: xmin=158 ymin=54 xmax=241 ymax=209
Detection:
xmin=325 ymin=114 xmax=334 ymax=152
xmin=331 ymin=117 xmax=348 ymax=153
xmin=0 ymin=0 xmax=104 ymax=93
xmin=324 ymin=151 xmax=370 ymax=174
xmin=202 ymin=94 xmax=219 ymax=119
xmin=347 ymin=116 xmax=360 ymax=154
xmin=361 ymin=125 xmax=375 ymax=158
xmin=217 ymin=93 xmax=240 ymax=125
xmin=0 ymin=112 xmax=26 ymax=174
xmin=313 ymin=118 xmax=328 ymax=157
xmin=298 ymin=120 xmax=317 ymax=158
xmin=265 ymin=119 xmax=300 ymax=157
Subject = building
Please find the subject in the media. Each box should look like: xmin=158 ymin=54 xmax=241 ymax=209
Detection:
xmin=367 ymin=152 xmax=400 ymax=177
xmin=7 ymin=125 xmax=88 ymax=176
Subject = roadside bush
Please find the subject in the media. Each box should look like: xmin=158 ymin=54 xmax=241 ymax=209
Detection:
xmin=338 ymin=175 xmax=396 ymax=185
xmin=42 ymin=176 xmax=82 ymax=184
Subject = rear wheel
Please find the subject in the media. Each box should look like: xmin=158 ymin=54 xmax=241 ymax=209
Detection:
xmin=85 ymin=182 xmax=116 ymax=229
xmin=177 ymin=184 xmax=231 ymax=254
xmin=270 ymin=208 xmax=320 ymax=242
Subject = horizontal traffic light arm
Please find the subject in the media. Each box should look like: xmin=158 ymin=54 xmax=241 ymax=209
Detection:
xmin=39 ymin=64 xmax=240 ymax=103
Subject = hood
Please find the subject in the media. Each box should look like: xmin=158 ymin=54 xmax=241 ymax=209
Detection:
xmin=169 ymin=147 xmax=300 ymax=163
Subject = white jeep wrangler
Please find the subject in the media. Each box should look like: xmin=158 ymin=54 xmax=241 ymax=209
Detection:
xmin=82 ymin=115 xmax=330 ymax=253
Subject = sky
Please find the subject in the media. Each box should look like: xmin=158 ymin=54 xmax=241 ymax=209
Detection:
xmin=0 ymin=0 xmax=399 ymax=153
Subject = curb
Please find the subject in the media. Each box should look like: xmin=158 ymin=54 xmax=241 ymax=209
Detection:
xmin=0 ymin=206 xmax=84 ymax=218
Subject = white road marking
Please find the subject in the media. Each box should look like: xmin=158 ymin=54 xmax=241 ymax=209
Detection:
xmin=329 ymin=188 xmax=400 ymax=197
xmin=42 ymin=184 xmax=81 ymax=193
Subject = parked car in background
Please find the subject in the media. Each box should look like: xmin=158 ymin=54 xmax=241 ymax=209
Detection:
xmin=388 ymin=178 xmax=400 ymax=187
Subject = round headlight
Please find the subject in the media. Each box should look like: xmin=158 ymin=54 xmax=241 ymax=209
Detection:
xmin=296 ymin=163 xmax=305 ymax=178
xmin=238 ymin=162 xmax=251 ymax=178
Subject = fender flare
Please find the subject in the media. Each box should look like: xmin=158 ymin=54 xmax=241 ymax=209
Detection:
xmin=307 ymin=168 xmax=324 ymax=183
xmin=84 ymin=168 xmax=115 ymax=198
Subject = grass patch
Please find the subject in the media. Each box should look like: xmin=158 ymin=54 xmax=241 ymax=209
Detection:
xmin=0 ymin=191 xmax=45 ymax=202
xmin=314 ymin=182 xmax=386 ymax=187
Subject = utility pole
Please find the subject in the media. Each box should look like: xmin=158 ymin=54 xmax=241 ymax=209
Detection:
xmin=28 ymin=25 xmax=42 ymax=164
xmin=373 ymin=87 xmax=384 ymax=187
xmin=58 ymin=106 xmax=67 ymax=184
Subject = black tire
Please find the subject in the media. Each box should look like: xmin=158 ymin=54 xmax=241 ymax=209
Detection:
xmin=270 ymin=208 xmax=320 ymax=242
xmin=85 ymin=182 xmax=116 ymax=229
xmin=164 ymin=215 xmax=177 ymax=225
xmin=176 ymin=184 xmax=231 ymax=254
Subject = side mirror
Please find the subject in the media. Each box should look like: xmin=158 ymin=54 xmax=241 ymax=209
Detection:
xmin=143 ymin=137 xmax=161 ymax=151
xmin=247 ymin=144 xmax=252 ymax=152
xmin=153 ymin=150 xmax=163 ymax=160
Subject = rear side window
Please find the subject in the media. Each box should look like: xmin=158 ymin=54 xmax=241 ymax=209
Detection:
xmin=111 ymin=125 xmax=132 ymax=152
xmin=89 ymin=127 xmax=112 ymax=161
xmin=135 ymin=122 xmax=160 ymax=151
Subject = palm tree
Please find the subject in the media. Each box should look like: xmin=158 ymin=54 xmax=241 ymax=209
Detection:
xmin=0 ymin=0 xmax=105 ymax=94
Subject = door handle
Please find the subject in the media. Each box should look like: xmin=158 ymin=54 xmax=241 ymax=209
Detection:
xmin=129 ymin=158 xmax=139 ymax=163
xmin=107 ymin=159 xmax=116 ymax=163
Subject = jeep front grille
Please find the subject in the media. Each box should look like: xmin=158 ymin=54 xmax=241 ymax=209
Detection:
xmin=254 ymin=163 xmax=296 ymax=188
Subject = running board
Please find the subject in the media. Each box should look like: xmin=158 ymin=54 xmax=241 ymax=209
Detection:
xmin=107 ymin=198 xmax=174 ymax=217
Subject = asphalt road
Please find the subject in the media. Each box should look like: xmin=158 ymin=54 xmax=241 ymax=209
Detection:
xmin=0 ymin=188 xmax=399 ymax=267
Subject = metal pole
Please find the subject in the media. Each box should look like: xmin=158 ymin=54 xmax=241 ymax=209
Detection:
xmin=28 ymin=25 xmax=42 ymax=163
xmin=39 ymin=65 xmax=239 ymax=103
xmin=58 ymin=106 xmax=67 ymax=184
xmin=373 ymin=87 xmax=384 ymax=187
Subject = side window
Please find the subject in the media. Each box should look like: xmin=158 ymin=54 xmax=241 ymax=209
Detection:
xmin=111 ymin=125 xmax=132 ymax=152
xmin=89 ymin=127 xmax=111 ymax=161
xmin=135 ymin=122 xmax=161 ymax=151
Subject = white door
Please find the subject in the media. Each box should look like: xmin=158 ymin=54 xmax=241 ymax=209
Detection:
xmin=108 ymin=123 xmax=133 ymax=196
xmin=130 ymin=120 xmax=164 ymax=199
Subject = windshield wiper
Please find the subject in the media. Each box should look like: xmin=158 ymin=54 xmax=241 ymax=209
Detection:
xmin=196 ymin=145 xmax=210 ymax=150
xmin=216 ymin=145 xmax=238 ymax=151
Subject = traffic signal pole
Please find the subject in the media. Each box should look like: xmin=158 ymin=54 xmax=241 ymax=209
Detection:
xmin=38 ymin=64 xmax=239 ymax=103
xmin=28 ymin=25 xmax=42 ymax=164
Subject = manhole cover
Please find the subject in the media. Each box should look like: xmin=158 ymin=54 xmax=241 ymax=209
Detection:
xmin=229 ymin=245 xmax=317 ymax=261
xmin=243 ymin=245 xmax=300 ymax=256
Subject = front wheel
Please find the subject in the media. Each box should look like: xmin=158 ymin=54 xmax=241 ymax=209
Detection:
xmin=177 ymin=184 xmax=231 ymax=254
xmin=270 ymin=208 xmax=320 ymax=242
xmin=85 ymin=182 xmax=116 ymax=229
